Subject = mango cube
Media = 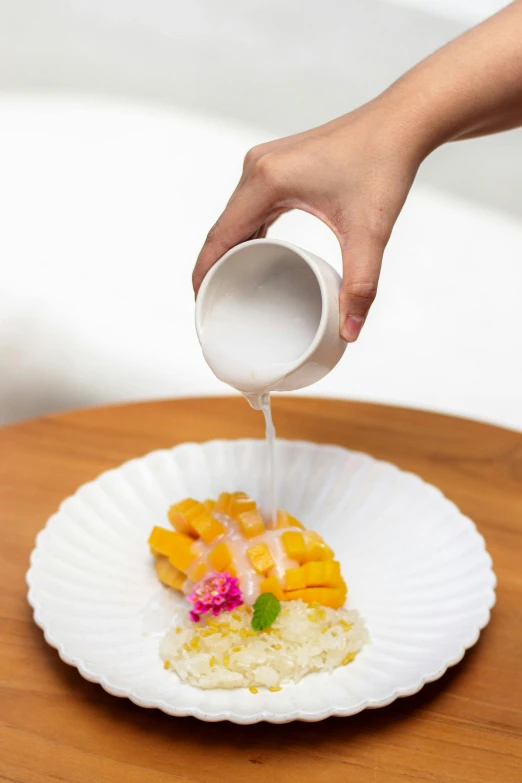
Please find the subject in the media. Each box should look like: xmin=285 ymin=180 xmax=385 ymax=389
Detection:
xmin=189 ymin=511 xmax=226 ymax=544
xmin=155 ymin=555 xmax=186 ymax=590
xmin=303 ymin=561 xmax=326 ymax=587
xmin=284 ymin=586 xmax=346 ymax=609
xmin=167 ymin=531 xmax=197 ymax=572
xmin=187 ymin=560 xmax=209 ymax=583
xmin=237 ymin=509 xmax=265 ymax=538
xmin=152 ymin=492 xmax=347 ymax=608
xmin=275 ymin=509 xmax=304 ymax=529
xmin=208 ymin=542 xmax=233 ymax=572
xmin=168 ymin=499 xmax=226 ymax=543
xmin=322 ymin=560 xmax=343 ymax=586
xmin=284 ymin=566 xmax=307 ymax=591
xmin=168 ymin=498 xmax=203 ymax=536
xmin=247 ymin=543 xmax=275 ymax=574
xmin=228 ymin=492 xmax=257 ymax=519
xmin=260 ymin=575 xmax=284 ymax=600
xmin=281 ymin=531 xmax=307 ymax=563
xmin=215 ymin=492 xmax=232 ymax=515
xmin=304 ymin=531 xmax=334 ymax=561
xmin=148 ymin=526 xmax=178 ymax=557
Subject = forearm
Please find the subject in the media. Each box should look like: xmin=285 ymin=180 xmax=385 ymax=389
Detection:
xmin=381 ymin=0 xmax=522 ymax=157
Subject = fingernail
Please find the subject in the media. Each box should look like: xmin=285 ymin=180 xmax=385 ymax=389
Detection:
xmin=341 ymin=315 xmax=365 ymax=342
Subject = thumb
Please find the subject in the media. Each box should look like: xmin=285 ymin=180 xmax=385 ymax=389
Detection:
xmin=339 ymin=234 xmax=384 ymax=342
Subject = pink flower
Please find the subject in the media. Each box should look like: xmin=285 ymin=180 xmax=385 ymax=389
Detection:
xmin=187 ymin=572 xmax=243 ymax=622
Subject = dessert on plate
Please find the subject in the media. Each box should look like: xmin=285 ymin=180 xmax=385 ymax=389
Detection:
xmin=149 ymin=491 xmax=369 ymax=690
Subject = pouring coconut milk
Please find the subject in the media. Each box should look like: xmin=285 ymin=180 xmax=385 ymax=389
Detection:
xmin=195 ymin=238 xmax=346 ymax=523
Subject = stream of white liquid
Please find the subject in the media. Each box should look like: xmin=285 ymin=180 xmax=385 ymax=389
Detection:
xmin=174 ymin=392 xmax=288 ymax=604
xmin=198 ymin=259 xmax=324 ymax=523
xmin=244 ymin=392 xmax=277 ymax=526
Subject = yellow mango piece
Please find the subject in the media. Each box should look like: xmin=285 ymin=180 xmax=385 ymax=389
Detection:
xmin=281 ymin=531 xmax=307 ymax=563
xmin=168 ymin=498 xmax=204 ymax=537
xmin=167 ymin=531 xmax=198 ymax=573
xmin=303 ymin=561 xmax=327 ymax=587
xmin=284 ymin=586 xmax=346 ymax=609
xmin=322 ymin=560 xmax=343 ymax=587
xmin=284 ymin=566 xmax=307 ymax=591
xmin=187 ymin=561 xmax=209 ymax=583
xmin=215 ymin=492 xmax=232 ymax=515
xmin=228 ymin=492 xmax=257 ymax=519
xmin=190 ymin=511 xmax=226 ymax=544
xmin=148 ymin=526 xmax=178 ymax=557
xmin=208 ymin=542 xmax=233 ymax=572
xmin=203 ymin=499 xmax=216 ymax=512
xmin=155 ymin=555 xmax=186 ymax=590
xmin=237 ymin=509 xmax=265 ymax=539
xmin=304 ymin=531 xmax=334 ymax=562
xmin=275 ymin=509 xmax=304 ymax=529
xmin=247 ymin=543 xmax=275 ymax=575
xmin=260 ymin=575 xmax=284 ymax=600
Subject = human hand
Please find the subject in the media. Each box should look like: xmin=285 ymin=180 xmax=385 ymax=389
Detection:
xmin=192 ymin=98 xmax=424 ymax=342
xmin=193 ymin=1 xmax=522 ymax=342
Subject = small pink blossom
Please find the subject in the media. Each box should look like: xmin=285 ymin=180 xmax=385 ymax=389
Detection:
xmin=187 ymin=572 xmax=243 ymax=622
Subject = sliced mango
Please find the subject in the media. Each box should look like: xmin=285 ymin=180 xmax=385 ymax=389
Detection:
xmin=284 ymin=586 xmax=347 ymax=609
xmin=275 ymin=509 xmax=304 ymax=529
xmin=190 ymin=511 xmax=226 ymax=544
xmin=284 ymin=566 xmax=307 ymax=591
xmin=155 ymin=555 xmax=186 ymax=590
xmin=168 ymin=498 xmax=203 ymax=536
xmin=152 ymin=493 xmax=348 ymax=609
xmin=215 ymin=492 xmax=232 ymax=515
xmin=322 ymin=560 xmax=343 ymax=587
xmin=286 ymin=561 xmax=342 ymax=590
xmin=260 ymin=575 xmax=284 ymax=600
xmin=187 ymin=560 xmax=209 ymax=583
xmin=303 ymin=561 xmax=326 ymax=587
xmin=237 ymin=509 xmax=265 ymax=538
xmin=208 ymin=542 xmax=233 ymax=572
xmin=167 ymin=531 xmax=198 ymax=572
xmin=281 ymin=531 xmax=307 ymax=563
xmin=247 ymin=543 xmax=275 ymax=575
xmin=168 ymin=499 xmax=226 ymax=543
xmin=304 ymin=531 xmax=334 ymax=562
xmin=228 ymin=492 xmax=257 ymax=519
xmin=148 ymin=526 xmax=178 ymax=557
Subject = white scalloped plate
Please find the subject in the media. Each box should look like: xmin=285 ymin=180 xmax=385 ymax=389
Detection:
xmin=27 ymin=439 xmax=495 ymax=723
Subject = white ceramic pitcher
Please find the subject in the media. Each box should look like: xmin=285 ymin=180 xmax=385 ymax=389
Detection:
xmin=195 ymin=239 xmax=346 ymax=394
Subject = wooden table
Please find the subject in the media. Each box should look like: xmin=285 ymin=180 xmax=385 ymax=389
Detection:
xmin=1 ymin=397 xmax=521 ymax=783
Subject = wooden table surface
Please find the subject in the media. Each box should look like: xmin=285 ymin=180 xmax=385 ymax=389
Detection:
xmin=1 ymin=397 xmax=521 ymax=783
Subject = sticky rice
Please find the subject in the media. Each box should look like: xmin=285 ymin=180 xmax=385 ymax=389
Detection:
xmin=160 ymin=600 xmax=369 ymax=690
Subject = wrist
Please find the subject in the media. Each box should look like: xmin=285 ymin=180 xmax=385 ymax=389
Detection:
xmin=375 ymin=76 xmax=453 ymax=164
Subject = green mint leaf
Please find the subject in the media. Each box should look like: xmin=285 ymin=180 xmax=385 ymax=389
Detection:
xmin=251 ymin=592 xmax=281 ymax=632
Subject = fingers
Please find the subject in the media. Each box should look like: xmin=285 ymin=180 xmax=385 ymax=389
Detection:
xmin=338 ymin=233 xmax=384 ymax=342
xmin=193 ymin=183 xmax=275 ymax=293
xmin=252 ymin=214 xmax=281 ymax=240
xmin=193 ymin=145 xmax=288 ymax=294
xmin=249 ymin=221 xmax=270 ymax=241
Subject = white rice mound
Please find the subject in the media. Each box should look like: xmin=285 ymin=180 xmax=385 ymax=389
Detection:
xmin=160 ymin=600 xmax=369 ymax=690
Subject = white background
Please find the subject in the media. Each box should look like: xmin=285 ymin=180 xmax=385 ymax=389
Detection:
xmin=1 ymin=0 xmax=521 ymax=430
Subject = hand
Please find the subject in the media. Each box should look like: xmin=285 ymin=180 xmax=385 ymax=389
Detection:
xmin=193 ymin=98 xmax=423 ymax=342
xmin=193 ymin=0 xmax=522 ymax=342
